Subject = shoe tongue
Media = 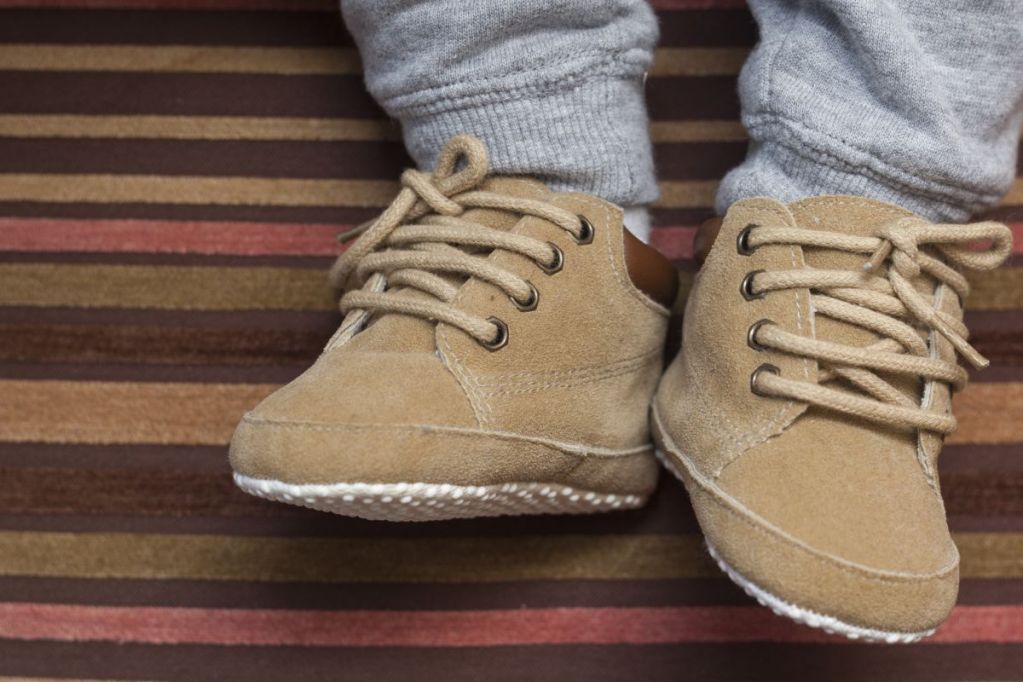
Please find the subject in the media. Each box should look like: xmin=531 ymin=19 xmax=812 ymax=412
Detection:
xmin=787 ymin=197 xmax=932 ymax=401
xmin=343 ymin=177 xmax=552 ymax=353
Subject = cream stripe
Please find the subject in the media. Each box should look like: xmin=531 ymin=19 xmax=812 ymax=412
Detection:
xmin=0 ymin=174 xmax=398 ymax=207
xmin=0 ymin=379 xmax=1020 ymax=446
xmin=0 ymin=45 xmax=741 ymax=76
xmin=0 ymin=114 xmax=401 ymax=141
xmin=0 ymin=45 xmax=361 ymax=75
xmin=0 ymin=531 xmax=1017 ymax=581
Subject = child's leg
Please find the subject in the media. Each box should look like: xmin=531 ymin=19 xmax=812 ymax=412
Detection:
xmin=341 ymin=0 xmax=659 ymax=239
xmin=717 ymin=0 xmax=1023 ymax=220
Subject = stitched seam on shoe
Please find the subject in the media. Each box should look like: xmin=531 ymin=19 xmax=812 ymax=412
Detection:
xmin=654 ymin=407 xmax=960 ymax=583
xmin=475 ymin=349 xmax=660 ymax=393
xmin=705 ymin=203 xmax=804 ymax=476
xmin=241 ymin=414 xmax=653 ymax=459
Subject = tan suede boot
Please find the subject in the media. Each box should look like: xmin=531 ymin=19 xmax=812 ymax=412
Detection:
xmin=230 ymin=135 xmax=677 ymax=521
xmin=653 ymin=196 xmax=1012 ymax=642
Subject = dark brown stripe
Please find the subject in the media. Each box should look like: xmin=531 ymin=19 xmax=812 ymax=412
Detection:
xmin=0 ymin=576 xmax=1016 ymax=611
xmin=0 ymin=199 xmax=381 ymax=224
xmin=654 ymin=141 xmax=748 ymax=180
xmin=0 ymin=71 xmax=384 ymax=117
xmin=0 ymin=138 xmax=744 ymax=182
xmin=0 ymin=577 xmax=756 ymax=610
xmin=0 ymin=305 xmax=341 ymax=329
xmin=0 ymin=464 xmax=1018 ymax=530
xmin=0 ymin=71 xmax=737 ymax=121
xmin=1 ymin=641 xmax=1020 ymax=682
xmin=0 ymin=138 xmax=411 ymax=179
xmin=0 ymin=442 xmax=226 ymax=471
xmin=0 ymin=362 xmax=309 ymax=383
xmin=648 ymin=76 xmax=740 ymax=120
xmin=659 ymin=9 xmax=758 ymax=47
xmin=0 ymin=8 xmax=352 ymax=45
xmin=0 ymin=475 xmax=702 ymax=537
xmin=0 ymin=8 xmax=757 ymax=48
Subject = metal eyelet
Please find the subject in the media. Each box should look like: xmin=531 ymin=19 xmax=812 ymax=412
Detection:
xmin=510 ymin=281 xmax=539 ymax=312
xmin=740 ymin=270 xmax=765 ymax=301
xmin=747 ymin=318 xmax=773 ymax=351
xmin=750 ymin=363 xmax=780 ymax=396
xmin=736 ymin=223 xmax=758 ymax=256
xmin=538 ymin=243 xmax=564 ymax=275
xmin=574 ymin=215 xmax=595 ymax=244
xmin=480 ymin=317 xmax=508 ymax=351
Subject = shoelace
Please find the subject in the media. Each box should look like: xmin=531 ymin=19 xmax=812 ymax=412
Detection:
xmin=742 ymin=216 xmax=1012 ymax=434
xmin=328 ymin=135 xmax=591 ymax=349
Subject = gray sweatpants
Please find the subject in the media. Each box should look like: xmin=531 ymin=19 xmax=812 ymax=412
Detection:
xmin=342 ymin=0 xmax=1023 ymax=227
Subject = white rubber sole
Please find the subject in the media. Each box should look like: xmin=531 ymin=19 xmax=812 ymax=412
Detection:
xmin=706 ymin=542 xmax=936 ymax=644
xmin=234 ymin=473 xmax=646 ymax=522
xmin=653 ymin=448 xmax=936 ymax=644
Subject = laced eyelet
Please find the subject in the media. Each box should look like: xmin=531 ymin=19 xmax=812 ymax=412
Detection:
xmin=750 ymin=363 xmax=780 ymax=396
xmin=538 ymin=243 xmax=564 ymax=275
xmin=510 ymin=281 xmax=539 ymax=312
xmin=747 ymin=318 xmax=773 ymax=351
xmin=480 ymin=317 xmax=508 ymax=351
xmin=736 ymin=223 xmax=758 ymax=256
xmin=740 ymin=270 xmax=765 ymax=301
xmin=575 ymin=215 xmax=595 ymax=244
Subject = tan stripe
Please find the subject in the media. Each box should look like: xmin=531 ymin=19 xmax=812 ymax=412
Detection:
xmin=0 ymin=45 xmax=738 ymax=77
xmin=0 ymin=174 xmax=398 ymax=207
xmin=1005 ymin=178 xmax=1023 ymax=204
xmin=2 ymin=115 xmax=742 ymax=144
xmin=655 ymin=180 xmax=720 ymax=208
xmin=0 ymin=380 xmax=274 ymax=445
xmin=0 ymin=114 xmax=401 ymax=141
xmin=0 ymin=263 xmax=335 ymax=310
xmin=949 ymin=382 xmax=1023 ymax=446
xmin=649 ymin=120 xmax=747 ymax=143
xmin=1 ymin=377 xmax=1021 ymax=446
xmin=0 ymin=45 xmax=361 ymax=74
xmin=650 ymin=47 xmax=750 ymax=77
xmin=0 ymin=531 xmax=1017 ymax=582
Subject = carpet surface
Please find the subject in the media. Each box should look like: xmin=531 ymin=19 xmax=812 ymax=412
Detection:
xmin=0 ymin=1 xmax=1022 ymax=680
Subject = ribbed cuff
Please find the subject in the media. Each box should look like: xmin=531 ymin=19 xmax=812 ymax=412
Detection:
xmin=395 ymin=76 xmax=659 ymax=208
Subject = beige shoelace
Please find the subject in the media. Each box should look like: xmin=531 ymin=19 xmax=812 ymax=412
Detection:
xmin=743 ymin=216 xmax=1012 ymax=434
xmin=328 ymin=135 xmax=590 ymax=349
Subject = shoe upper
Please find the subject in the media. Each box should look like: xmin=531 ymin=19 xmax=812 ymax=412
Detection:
xmin=656 ymin=195 xmax=1011 ymax=575
xmin=230 ymin=135 xmax=673 ymax=493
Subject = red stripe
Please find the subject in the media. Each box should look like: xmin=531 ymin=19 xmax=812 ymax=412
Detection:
xmin=3 ymin=218 xmax=1018 ymax=263
xmin=0 ymin=0 xmax=746 ymax=8
xmin=0 ymin=217 xmax=346 ymax=256
xmin=1 ymin=604 xmax=1020 ymax=646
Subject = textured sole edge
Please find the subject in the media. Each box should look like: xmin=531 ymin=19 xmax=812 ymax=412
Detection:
xmin=653 ymin=448 xmax=937 ymax=644
xmin=233 ymin=472 xmax=647 ymax=522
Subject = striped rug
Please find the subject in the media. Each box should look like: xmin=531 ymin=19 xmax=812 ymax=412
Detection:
xmin=1 ymin=1 xmax=1021 ymax=680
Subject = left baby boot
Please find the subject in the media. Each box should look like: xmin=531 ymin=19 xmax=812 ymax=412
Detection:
xmin=230 ymin=135 xmax=677 ymax=521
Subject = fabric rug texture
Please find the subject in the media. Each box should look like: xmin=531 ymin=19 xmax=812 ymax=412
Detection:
xmin=0 ymin=1 xmax=1021 ymax=680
